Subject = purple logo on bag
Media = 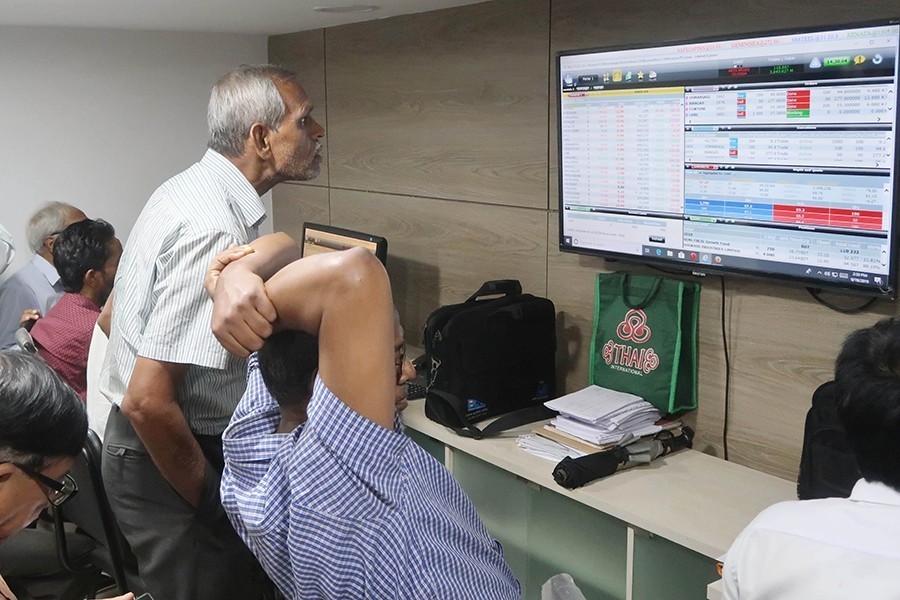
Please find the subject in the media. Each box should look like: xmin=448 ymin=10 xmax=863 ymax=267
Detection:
xmin=603 ymin=309 xmax=660 ymax=375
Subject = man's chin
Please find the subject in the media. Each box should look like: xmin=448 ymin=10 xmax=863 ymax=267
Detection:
xmin=283 ymin=163 xmax=321 ymax=183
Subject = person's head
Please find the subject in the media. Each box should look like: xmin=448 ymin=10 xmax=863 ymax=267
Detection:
xmin=26 ymin=202 xmax=87 ymax=262
xmin=258 ymin=329 xmax=320 ymax=419
xmin=207 ymin=64 xmax=325 ymax=187
xmin=53 ymin=219 xmax=122 ymax=306
xmin=0 ymin=352 xmax=86 ymax=542
xmin=258 ymin=312 xmax=416 ymax=419
xmin=834 ymin=317 xmax=900 ymax=491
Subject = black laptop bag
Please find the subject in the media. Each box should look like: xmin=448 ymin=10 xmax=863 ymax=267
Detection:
xmin=422 ymin=280 xmax=557 ymax=438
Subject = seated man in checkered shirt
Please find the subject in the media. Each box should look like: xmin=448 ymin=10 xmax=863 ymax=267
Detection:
xmin=215 ymin=247 xmax=520 ymax=599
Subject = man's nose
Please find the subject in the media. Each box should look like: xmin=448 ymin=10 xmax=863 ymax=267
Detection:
xmin=399 ymin=359 xmax=415 ymax=384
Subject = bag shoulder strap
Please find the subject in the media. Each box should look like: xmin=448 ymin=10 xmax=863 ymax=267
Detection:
xmin=466 ymin=280 xmax=522 ymax=303
xmin=425 ymin=388 xmax=556 ymax=439
xmin=621 ymin=273 xmax=663 ymax=310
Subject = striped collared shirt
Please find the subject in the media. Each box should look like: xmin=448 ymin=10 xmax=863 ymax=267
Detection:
xmin=222 ymin=359 xmax=521 ymax=599
xmin=100 ymin=149 xmax=265 ymax=435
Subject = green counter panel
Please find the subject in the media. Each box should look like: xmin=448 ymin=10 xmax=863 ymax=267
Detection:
xmin=406 ymin=429 xmax=716 ymax=600
xmin=631 ymin=531 xmax=719 ymax=600
xmin=454 ymin=452 xmax=628 ymax=600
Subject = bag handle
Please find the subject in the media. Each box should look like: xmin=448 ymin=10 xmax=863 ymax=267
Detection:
xmin=425 ymin=388 xmax=556 ymax=439
xmin=466 ymin=280 xmax=522 ymax=303
xmin=622 ymin=274 xmax=662 ymax=310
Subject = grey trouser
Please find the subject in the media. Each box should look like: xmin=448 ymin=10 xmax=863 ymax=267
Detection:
xmin=102 ymin=405 xmax=272 ymax=600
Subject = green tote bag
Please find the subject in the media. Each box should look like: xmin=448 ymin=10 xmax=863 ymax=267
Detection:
xmin=589 ymin=272 xmax=700 ymax=414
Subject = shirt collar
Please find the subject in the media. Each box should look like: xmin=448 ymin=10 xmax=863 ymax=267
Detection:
xmin=199 ymin=149 xmax=267 ymax=229
xmin=58 ymin=292 xmax=102 ymax=313
xmin=849 ymin=478 xmax=900 ymax=506
xmin=30 ymin=254 xmax=60 ymax=286
xmin=305 ymin=375 xmax=408 ymax=501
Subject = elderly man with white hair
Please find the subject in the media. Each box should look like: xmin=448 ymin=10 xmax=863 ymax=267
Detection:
xmin=0 ymin=202 xmax=86 ymax=348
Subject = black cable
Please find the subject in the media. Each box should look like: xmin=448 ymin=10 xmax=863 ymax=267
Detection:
xmin=806 ymin=288 xmax=878 ymax=314
xmin=721 ymin=276 xmax=730 ymax=462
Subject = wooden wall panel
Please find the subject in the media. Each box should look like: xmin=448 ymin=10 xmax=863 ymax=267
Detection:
xmin=271 ymin=183 xmax=329 ymax=241
xmin=330 ymin=189 xmax=548 ymax=342
xmin=546 ymin=210 xmax=606 ymax=393
xmin=719 ymin=281 xmax=895 ymax=477
xmin=269 ymin=29 xmax=329 ymax=187
xmin=274 ymin=1 xmax=900 ymax=481
xmin=325 ymin=0 xmax=550 ymax=208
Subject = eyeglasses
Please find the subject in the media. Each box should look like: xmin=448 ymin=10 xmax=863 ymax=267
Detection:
xmin=395 ymin=342 xmax=407 ymax=368
xmin=14 ymin=463 xmax=78 ymax=507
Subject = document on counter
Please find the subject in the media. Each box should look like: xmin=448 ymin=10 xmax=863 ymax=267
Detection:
xmin=516 ymin=433 xmax=587 ymax=462
xmin=544 ymin=385 xmax=663 ymax=447
xmin=544 ymin=385 xmax=646 ymax=424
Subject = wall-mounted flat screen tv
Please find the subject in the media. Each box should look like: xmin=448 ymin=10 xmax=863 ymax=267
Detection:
xmin=557 ymin=19 xmax=900 ymax=297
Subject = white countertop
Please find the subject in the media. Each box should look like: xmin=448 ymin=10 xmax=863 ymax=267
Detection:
xmin=402 ymin=398 xmax=796 ymax=560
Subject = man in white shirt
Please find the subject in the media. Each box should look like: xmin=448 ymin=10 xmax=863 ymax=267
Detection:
xmin=100 ymin=64 xmax=323 ymax=600
xmin=723 ymin=317 xmax=900 ymax=599
xmin=0 ymin=203 xmax=86 ymax=348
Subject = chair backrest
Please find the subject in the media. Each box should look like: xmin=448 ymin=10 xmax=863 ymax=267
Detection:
xmin=54 ymin=429 xmax=137 ymax=594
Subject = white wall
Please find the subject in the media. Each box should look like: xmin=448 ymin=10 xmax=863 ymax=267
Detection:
xmin=0 ymin=26 xmax=269 ymax=278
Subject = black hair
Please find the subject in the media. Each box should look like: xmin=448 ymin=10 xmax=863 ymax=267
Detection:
xmin=257 ymin=330 xmax=319 ymax=409
xmin=834 ymin=317 xmax=900 ymax=491
xmin=53 ymin=218 xmax=116 ymax=293
xmin=0 ymin=352 xmax=87 ymax=469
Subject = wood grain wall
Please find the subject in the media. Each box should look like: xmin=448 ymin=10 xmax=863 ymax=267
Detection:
xmin=270 ymin=0 xmax=900 ymax=481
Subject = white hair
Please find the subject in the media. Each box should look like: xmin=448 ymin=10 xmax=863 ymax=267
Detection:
xmin=26 ymin=202 xmax=81 ymax=254
xmin=207 ymin=64 xmax=297 ymax=158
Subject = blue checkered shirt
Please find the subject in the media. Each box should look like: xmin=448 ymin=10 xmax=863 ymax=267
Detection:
xmin=221 ymin=355 xmax=520 ymax=599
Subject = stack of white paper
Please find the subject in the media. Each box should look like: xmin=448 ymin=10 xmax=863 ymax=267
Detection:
xmin=516 ymin=433 xmax=587 ymax=462
xmin=544 ymin=385 xmax=662 ymax=446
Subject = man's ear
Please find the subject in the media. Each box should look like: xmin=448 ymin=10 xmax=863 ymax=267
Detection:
xmin=44 ymin=235 xmax=57 ymax=254
xmin=248 ymin=122 xmax=273 ymax=159
xmin=83 ymin=268 xmax=101 ymax=291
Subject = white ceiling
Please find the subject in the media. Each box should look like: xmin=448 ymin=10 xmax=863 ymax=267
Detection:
xmin=0 ymin=0 xmax=486 ymax=35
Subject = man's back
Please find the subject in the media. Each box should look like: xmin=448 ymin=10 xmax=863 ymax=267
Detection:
xmin=223 ymin=373 xmax=520 ymax=600
xmin=31 ymin=293 xmax=101 ymax=400
xmin=102 ymin=150 xmax=262 ymax=432
xmin=723 ymin=479 xmax=900 ymax=599
xmin=0 ymin=256 xmax=62 ymax=348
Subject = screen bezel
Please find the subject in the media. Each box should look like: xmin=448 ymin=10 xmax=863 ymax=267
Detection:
xmin=300 ymin=222 xmax=388 ymax=265
xmin=556 ymin=18 xmax=900 ymax=299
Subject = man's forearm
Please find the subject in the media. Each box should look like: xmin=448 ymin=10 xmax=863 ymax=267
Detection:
xmin=241 ymin=232 xmax=301 ymax=280
xmin=209 ymin=233 xmax=302 ymax=357
xmin=121 ymin=357 xmax=208 ymax=508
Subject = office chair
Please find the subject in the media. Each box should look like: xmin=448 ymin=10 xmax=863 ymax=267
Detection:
xmin=53 ymin=429 xmax=140 ymax=596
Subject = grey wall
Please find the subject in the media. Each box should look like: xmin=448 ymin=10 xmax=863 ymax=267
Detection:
xmin=0 ymin=26 xmax=268 ymax=276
